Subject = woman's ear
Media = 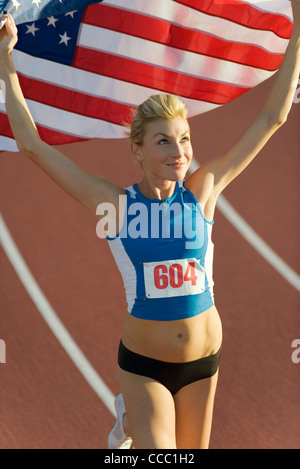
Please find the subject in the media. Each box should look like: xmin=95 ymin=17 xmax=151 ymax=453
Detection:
xmin=131 ymin=143 xmax=143 ymax=162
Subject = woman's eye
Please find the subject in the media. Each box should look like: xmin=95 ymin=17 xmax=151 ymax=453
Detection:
xmin=158 ymin=136 xmax=189 ymax=145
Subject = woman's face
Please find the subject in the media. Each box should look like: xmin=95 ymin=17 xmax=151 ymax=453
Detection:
xmin=133 ymin=116 xmax=193 ymax=183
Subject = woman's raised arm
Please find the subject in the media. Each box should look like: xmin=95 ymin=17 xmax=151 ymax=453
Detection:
xmin=186 ymin=0 xmax=300 ymax=221
xmin=0 ymin=14 xmax=125 ymax=213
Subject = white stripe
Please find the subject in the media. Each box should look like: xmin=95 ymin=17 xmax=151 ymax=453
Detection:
xmin=204 ymin=223 xmax=215 ymax=290
xmin=239 ymin=0 xmax=292 ymax=18
xmin=79 ymin=24 xmax=274 ymax=88
xmin=184 ymin=100 xmax=221 ymax=118
xmin=0 ymin=100 xmax=126 ymax=139
xmin=103 ymin=0 xmax=290 ymax=53
xmin=0 ymin=134 xmax=18 ymax=152
xmin=107 ymin=236 xmax=137 ymax=314
xmin=0 ymin=213 xmax=116 ymax=417
xmin=189 ymin=159 xmax=300 ymax=291
xmin=12 ymin=49 xmax=220 ymax=117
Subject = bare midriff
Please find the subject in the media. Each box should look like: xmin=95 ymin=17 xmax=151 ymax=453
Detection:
xmin=121 ymin=304 xmax=222 ymax=363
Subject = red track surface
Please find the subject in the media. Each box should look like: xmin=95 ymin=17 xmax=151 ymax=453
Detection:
xmin=0 ymin=76 xmax=299 ymax=449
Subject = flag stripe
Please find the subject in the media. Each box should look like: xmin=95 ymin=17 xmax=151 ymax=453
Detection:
xmin=0 ymin=112 xmax=15 ymax=140
xmin=1 ymin=95 xmax=127 ymax=139
xmin=0 ymin=135 xmax=18 ymax=152
xmin=73 ymin=47 xmax=255 ymax=105
xmin=101 ymin=0 xmax=290 ymax=54
xmin=13 ymin=50 xmax=220 ymax=117
xmin=175 ymin=0 xmax=293 ymax=38
xmin=77 ymin=24 xmax=276 ymax=87
xmin=0 ymin=112 xmax=88 ymax=146
xmin=36 ymin=126 xmax=88 ymax=145
xmin=23 ymin=99 xmax=126 ymax=139
xmin=16 ymin=59 xmax=234 ymax=132
xmin=17 ymin=74 xmax=134 ymax=125
xmin=11 ymin=50 xmax=221 ymax=137
xmin=83 ymin=3 xmax=283 ymax=71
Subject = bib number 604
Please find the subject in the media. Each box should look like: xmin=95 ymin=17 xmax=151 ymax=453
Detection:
xmin=143 ymin=258 xmax=206 ymax=299
xmin=154 ymin=262 xmax=198 ymax=290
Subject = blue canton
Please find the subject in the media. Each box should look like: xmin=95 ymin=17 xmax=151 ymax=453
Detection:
xmin=16 ymin=10 xmax=84 ymax=65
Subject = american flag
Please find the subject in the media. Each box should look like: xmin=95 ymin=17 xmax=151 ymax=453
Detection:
xmin=0 ymin=0 xmax=100 ymax=24
xmin=0 ymin=0 xmax=294 ymax=152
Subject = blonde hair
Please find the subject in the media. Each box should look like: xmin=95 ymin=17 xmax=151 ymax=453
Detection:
xmin=125 ymin=94 xmax=189 ymax=146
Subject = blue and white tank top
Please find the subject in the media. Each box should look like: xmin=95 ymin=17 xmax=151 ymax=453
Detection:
xmin=106 ymin=181 xmax=215 ymax=321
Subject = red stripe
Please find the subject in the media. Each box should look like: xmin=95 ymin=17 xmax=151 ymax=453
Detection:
xmin=83 ymin=4 xmax=283 ymax=71
xmin=0 ymin=113 xmax=86 ymax=146
xmin=175 ymin=0 xmax=293 ymax=39
xmin=36 ymin=126 xmax=87 ymax=146
xmin=0 ymin=113 xmax=16 ymax=140
xmin=73 ymin=48 xmax=250 ymax=105
xmin=17 ymin=75 xmax=134 ymax=126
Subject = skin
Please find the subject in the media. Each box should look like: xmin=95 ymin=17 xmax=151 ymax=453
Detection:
xmin=0 ymin=3 xmax=299 ymax=448
xmin=132 ymin=117 xmax=193 ymax=199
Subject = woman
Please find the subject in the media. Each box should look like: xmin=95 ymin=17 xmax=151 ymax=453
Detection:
xmin=0 ymin=3 xmax=299 ymax=449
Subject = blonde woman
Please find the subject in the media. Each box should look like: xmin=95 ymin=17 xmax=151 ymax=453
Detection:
xmin=0 ymin=3 xmax=299 ymax=449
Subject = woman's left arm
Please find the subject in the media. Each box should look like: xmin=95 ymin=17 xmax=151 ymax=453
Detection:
xmin=186 ymin=0 xmax=300 ymax=218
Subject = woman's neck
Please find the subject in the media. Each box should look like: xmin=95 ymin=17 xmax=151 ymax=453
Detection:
xmin=137 ymin=178 xmax=177 ymax=200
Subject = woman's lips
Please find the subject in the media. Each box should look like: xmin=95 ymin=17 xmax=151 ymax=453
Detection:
xmin=167 ymin=162 xmax=186 ymax=169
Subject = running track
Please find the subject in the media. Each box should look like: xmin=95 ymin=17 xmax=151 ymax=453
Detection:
xmin=0 ymin=76 xmax=299 ymax=449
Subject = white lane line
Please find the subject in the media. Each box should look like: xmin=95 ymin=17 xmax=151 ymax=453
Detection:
xmin=0 ymin=212 xmax=116 ymax=418
xmin=190 ymin=159 xmax=300 ymax=292
xmin=217 ymin=195 xmax=300 ymax=292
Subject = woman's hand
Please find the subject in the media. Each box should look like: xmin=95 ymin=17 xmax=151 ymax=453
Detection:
xmin=0 ymin=14 xmax=18 ymax=57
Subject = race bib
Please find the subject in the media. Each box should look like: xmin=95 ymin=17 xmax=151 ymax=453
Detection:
xmin=143 ymin=258 xmax=206 ymax=299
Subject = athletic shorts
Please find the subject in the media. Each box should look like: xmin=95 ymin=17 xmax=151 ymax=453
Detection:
xmin=118 ymin=340 xmax=221 ymax=395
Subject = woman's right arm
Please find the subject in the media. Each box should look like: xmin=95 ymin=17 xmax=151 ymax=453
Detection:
xmin=0 ymin=15 xmax=125 ymax=213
